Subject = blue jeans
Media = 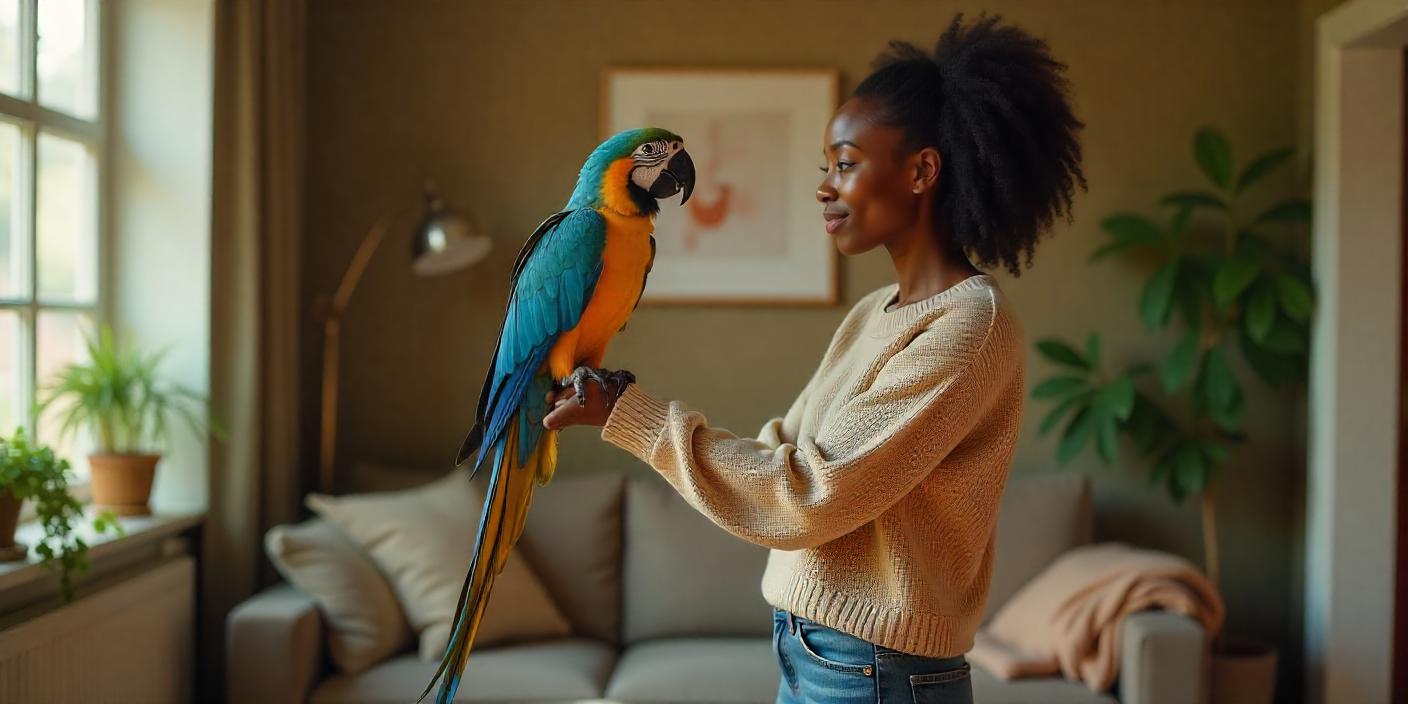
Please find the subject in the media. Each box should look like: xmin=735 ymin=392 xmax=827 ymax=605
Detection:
xmin=772 ymin=608 xmax=974 ymax=704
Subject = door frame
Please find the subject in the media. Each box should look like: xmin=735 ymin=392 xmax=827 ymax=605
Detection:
xmin=1308 ymin=2 xmax=1408 ymax=703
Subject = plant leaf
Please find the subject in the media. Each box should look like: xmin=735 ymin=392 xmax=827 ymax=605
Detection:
xmin=1161 ymin=331 xmax=1201 ymax=393
xmin=1096 ymin=415 xmax=1119 ymax=465
xmin=1275 ymin=273 xmax=1314 ymax=321
xmin=1200 ymin=440 xmax=1231 ymax=464
xmin=1085 ymin=333 xmax=1102 ymax=370
xmin=1174 ymin=443 xmax=1209 ymax=495
xmin=1033 ymin=375 xmax=1091 ymax=400
xmin=1198 ymin=347 xmax=1241 ymax=411
xmin=1245 ymin=277 xmax=1278 ymax=343
xmin=1254 ymin=199 xmax=1312 ymax=226
xmin=1213 ymin=256 xmax=1259 ymax=308
xmin=1210 ymin=388 xmax=1247 ymax=431
xmin=1160 ymin=190 xmax=1229 ymax=212
xmin=1140 ymin=260 xmax=1180 ymax=330
xmin=1263 ymin=318 xmax=1308 ymax=354
xmin=1058 ymin=407 xmax=1098 ymax=464
xmin=1235 ymin=146 xmax=1294 ymax=194
xmin=1173 ymin=264 xmax=1205 ymax=329
xmin=1039 ymin=390 xmax=1093 ymax=436
xmin=1095 ymin=377 xmax=1136 ymax=421
xmin=1091 ymin=214 xmax=1165 ymax=261
xmin=1194 ymin=128 xmax=1234 ymax=191
xmin=1238 ymin=328 xmax=1305 ymax=389
xmin=1036 ymin=339 xmax=1091 ymax=370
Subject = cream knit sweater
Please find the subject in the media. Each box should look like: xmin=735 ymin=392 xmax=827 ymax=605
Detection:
xmin=600 ymin=273 xmax=1025 ymax=658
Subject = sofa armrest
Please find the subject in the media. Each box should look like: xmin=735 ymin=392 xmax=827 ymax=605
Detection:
xmin=1118 ymin=610 xmax=1209 ymax=704
xmin=227 ymin=584 xmax=326 ymax=704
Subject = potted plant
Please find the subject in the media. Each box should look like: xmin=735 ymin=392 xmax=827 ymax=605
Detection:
xmin=0 ymin=426 xmax=122 ymax=602
xmin=36 ymin=325 xmax=226 ymax=516
xmin=1030 ymin=127 xmax=1311 ymax=704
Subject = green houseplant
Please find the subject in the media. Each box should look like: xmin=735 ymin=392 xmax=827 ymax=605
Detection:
xmin=1030 ymin=127 xmax=1312 ymax=704
xmin=0 ymin=426 xmax=121 ymax=603
xmin=35 ymin=325 xmax=226 ymax=516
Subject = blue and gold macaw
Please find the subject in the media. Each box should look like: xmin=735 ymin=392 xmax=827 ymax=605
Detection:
xmin=419 ymin=128 xmax=693 ymax=704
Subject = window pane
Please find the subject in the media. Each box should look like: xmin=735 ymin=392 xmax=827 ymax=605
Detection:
xmin=37 ymin=0 xmax=96 ymax=119
xmin=37 ymin=132 xmax=96 ymax=304
xmin=36 ymin=310 xmax=92 ymax=477
xmin=0 ymin=310 xmax=18 ymax=437
xmin=0 ymin=121 xmax=24 ymax=300
xmin=0 ymin=0 xmax=19 ymax=98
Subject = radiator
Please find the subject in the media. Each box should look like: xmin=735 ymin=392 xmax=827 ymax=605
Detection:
xmin=0 ymin=556 xmax=194 ymax=703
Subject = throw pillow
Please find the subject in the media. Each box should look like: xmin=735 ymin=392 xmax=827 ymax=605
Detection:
xmin=306 ymin=469 xmax=571 ymax=660
xmin=265 ymin=519 xmax=412 ymax=673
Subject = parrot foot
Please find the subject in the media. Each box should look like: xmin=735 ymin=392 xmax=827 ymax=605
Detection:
xmin=559 ymin=366 xmax=636 ymax=407
xmin=564 ymin=366 xmax=608 ymax=407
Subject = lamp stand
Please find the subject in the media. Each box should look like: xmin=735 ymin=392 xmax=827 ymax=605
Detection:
xmin=316 ymin=207 xmax=411 ymax=494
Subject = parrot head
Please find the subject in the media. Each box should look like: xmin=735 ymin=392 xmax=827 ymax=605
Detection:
xmin=569 ymin=127 xmax=695 ymax=216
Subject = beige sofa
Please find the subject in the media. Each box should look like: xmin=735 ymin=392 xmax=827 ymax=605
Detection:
xmin=227 ymin=468 xmax=1208 ymax=704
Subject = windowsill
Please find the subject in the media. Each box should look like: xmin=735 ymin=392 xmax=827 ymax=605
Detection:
xmin=0 ymin=509 xmax=203 ymax=594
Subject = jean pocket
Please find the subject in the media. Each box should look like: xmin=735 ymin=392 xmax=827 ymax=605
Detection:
xmin=794 ymin=621 xmax=874 ymax=677
xmin=909 ymin=662 xmax=972 ymax=704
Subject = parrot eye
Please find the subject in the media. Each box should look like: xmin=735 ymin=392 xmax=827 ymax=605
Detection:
xmin=641 ymin=143 xmax=656 ymax=155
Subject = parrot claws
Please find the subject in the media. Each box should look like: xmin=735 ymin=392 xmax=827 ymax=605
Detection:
xmin=560 ymin=366 xmax=634 ymax=407
xmin=567 ymin=366 xmax=607 ymax=407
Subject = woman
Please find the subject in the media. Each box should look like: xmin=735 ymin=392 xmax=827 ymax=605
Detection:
xmin=543 ymin=13 xmax=1085 ymax=704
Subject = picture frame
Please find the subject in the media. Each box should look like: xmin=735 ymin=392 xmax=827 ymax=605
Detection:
xmin=600 ymin=67 xmax=840 ymax=306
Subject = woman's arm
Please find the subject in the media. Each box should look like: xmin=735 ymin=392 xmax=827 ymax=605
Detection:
xmin=601 ymin=303 xmax=1022 ymax=551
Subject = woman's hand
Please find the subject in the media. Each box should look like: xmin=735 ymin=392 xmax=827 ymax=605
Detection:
xmin=542 ymin=369 xmax=634 ymax=430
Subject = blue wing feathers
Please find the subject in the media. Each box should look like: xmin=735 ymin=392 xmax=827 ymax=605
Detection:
xmin=469 ymin=208 xmax=606 ymax=471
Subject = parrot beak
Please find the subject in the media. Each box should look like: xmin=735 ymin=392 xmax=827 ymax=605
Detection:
xmin=650 ymin=149 xmax=695 ymax=206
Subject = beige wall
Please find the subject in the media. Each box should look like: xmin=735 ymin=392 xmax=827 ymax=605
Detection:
xmin=304 ymin=0 xmax=1312 ymax=695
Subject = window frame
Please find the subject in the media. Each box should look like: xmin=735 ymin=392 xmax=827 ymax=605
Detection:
xmin=0 ymin=0 xmax=106 ymax=492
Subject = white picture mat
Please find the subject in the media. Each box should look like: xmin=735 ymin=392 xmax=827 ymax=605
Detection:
xmin=603 ymin=69 xmax=837 ymax=304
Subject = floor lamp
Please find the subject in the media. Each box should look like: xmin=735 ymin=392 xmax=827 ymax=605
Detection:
xmin=316 ymin=181 xmax=492 ymax=494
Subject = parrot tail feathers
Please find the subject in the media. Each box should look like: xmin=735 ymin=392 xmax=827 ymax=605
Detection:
xmin=534 ymin=428 xmax=559 ymax=486
xmin=419 ymin=413 xmax=539 ymax=704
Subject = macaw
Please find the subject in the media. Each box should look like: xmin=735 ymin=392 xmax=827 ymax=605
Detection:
xmin=419 ymin=128 xmax=694 ymax=704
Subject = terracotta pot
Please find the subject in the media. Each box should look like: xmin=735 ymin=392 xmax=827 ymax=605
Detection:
xmin=1210 ymin=635 xmax=1277 ymax=704
xmin=88 ymin=453 xmax=161 ymax=516
xmin=0 ymin=489 xmax=24 ymax=561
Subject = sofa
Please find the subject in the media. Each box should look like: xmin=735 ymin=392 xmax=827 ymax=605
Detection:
xmin=227 ymin=467 xmax=1209 ymax=704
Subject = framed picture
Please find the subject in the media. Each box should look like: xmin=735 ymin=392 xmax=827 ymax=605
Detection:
xmin=601 ymin=67 xmax=840 ymax=306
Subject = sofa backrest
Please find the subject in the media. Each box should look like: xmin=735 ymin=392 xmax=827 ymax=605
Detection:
xmin=614 ymin=470 xmax=1093 ymax=643
xmin=620 ymin=474 xmax=773 ymax=643
xmin=984 ymin=471 xmax=1093 ymax=622
xmin=517 ymin=471 xmax=624 ymax=645
xmin=341 ymin=463 xmax=1092 ymax=647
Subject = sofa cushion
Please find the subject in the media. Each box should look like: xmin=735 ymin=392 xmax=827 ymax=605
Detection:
xmin=310 ymin=637 xmax=616 ymax=703
xmin=623 ymin=474 xmax=772 ymax=643
xmin=519 ymin=470 xmax=625 ymax=645
xmin=986 ymin=472 xmax=1093 ymax=622
xmin=605 ymin=638 xmax=777 ymax=703
xmin=264 ymin=518 xmax=412 ymax=674
xmin=307 ymin=468 xmax=571 ymax=660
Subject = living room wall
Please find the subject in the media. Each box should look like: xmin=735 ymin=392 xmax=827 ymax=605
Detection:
xmin=301 ymin=0 xmax=1314 ymax=697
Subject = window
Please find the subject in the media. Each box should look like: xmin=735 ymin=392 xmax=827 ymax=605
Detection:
xmin=0 ymin=0 xmax=101 ymax=479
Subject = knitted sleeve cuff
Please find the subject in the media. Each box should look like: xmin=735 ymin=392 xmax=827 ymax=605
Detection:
xmin=600 ymin=384 xmax=671 ymax=462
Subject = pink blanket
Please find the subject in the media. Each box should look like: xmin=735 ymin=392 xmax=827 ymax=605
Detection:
xmin=969 ymin=542 xmax=1224 ymax=692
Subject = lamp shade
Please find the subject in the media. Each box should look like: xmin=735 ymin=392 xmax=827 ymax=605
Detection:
xmin=411 ymin=183 xmax=492 ymax=277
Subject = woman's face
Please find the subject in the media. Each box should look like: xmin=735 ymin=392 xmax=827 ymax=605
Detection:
xmin=817 ymin=98 xmax=933 ymax=256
